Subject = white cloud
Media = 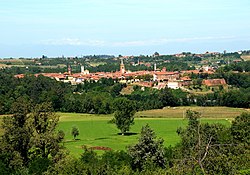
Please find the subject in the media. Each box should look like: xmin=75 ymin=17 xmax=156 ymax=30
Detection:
xmin=111 ymin=36 xmax=235 ymax=47
xmin=41 ymin=38 xmax=106 ymax=46
xmin=40 ymin=36 xmax=235 ymax=47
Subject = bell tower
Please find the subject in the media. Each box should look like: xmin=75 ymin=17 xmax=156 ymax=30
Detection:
xmin=68 ymin=64 xmax=72 ymax=75
xmin=120 ymin=58 xmax=125 ymax=74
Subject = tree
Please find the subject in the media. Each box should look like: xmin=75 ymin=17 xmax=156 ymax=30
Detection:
xmin=110 ymin=83 xmax=123 ymax=97
xmin=231 ymin=112 xmax=250 ymax=144
xmin=29 ymin=102 xmax=64 ymax=160
xmin=128 ymin=124 xmax=165 ymax=170
xmin=112 ymin=98 xmax=136 ymax=135
xmin=0 ymin=97 xmax=32 ymax=170
xmin=175 ymin=110 xmax=246 ymax=174
xmin=71 ymin=126 xmax=79 ymax=140
xmin=159 ymin=88 xmax=178 ymax=107
xmin=0 ymin=100 xmax=65 ymax=173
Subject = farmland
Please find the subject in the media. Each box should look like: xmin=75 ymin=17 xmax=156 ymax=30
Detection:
xmin=0 ymin=107 xmax=247 ymax=157
xmin=57 ymin=106 xmax=247 ymax=156
xmin=135 ymin=106 xmax=247 ymax=119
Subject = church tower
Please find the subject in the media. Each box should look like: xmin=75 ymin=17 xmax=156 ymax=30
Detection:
xmin=81 ymin=65 xmax=85 ymax=74
xmin=68 ymin=64 xmax=72 ymax=75
xmin=154 ymin=63 xmax=157 ymax=72
xmin=120 ymin=58 xmax=125 ymax=74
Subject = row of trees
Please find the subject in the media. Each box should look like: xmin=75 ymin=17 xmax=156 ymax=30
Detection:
xmin=218 ymin=60 xmax=250 ymax=72
xmin=194 ymin=88 xmax=250 ymax=108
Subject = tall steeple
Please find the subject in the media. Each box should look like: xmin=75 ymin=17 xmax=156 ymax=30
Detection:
xmin=81 ymin=65 xmax=85 ymax=74
xmin=120 ymin=58 xmax=125 ymax=74
xmin=68 ymin=64 xmax=72 ymax=75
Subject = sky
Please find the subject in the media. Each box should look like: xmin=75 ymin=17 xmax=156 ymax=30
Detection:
xmin=0 ymin=0 xmax=250 ymax=57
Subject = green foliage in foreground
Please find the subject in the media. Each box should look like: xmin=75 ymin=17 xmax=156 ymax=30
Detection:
xmin=46 ymin=112 xmax=250 ymax=175
xmin=0 ymin=108 xmax=249 ymax=174
xmin=0 ymin=99 xmax=65 ymax=174
xmin=128 ymin=124 xmax=166 ymax=170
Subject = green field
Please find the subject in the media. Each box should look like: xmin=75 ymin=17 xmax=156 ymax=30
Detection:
xmin=1 ymin=107 xmax=248 ymax=157
xmin=58 ymin=108 xmax=238 ymax=157
xmin=136 ymin=106 xmax=247 ymax=119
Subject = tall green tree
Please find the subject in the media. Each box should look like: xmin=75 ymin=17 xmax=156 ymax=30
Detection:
xmin=0 ymin=97 xmax=32 ymax=169
xmin=159 ymin=88 xmax=178 ymax=107
xmin=128 ymin=124 xmax=166 ymax=170
xmin=29 ymin=102 xmax=63 ymax=159
xmin=112 ymin=98 xmax=136 ymax=135
xmin=231 ymin=112 xmax=250 ymax=144
xmin=0 ymin=100 xmax=64 ymax=173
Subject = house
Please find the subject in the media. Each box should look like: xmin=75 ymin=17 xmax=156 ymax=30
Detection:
xmin=180 ymin=76 xmax=192 ymax=86
xmin=202 ymin=79 xmax=227 ymax=86
xmin=167 ymin=81 xmax=180 ymax=89
xmin=154 ymin=71 xmax=180 ymax=82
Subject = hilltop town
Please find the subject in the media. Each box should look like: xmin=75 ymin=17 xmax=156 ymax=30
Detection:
xmin=8 ymin=50 xmax=249 ymax=93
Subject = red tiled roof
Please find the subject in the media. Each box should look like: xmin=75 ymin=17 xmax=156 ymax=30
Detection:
xmin=180 ymin=76 xmax=192 ymax=81
xmin=155 ymin=71 xmax=177 ymax=75
xmin=14 ymin=74 xmax=25 ymax=78
xmin=202 ymin=79 xmax=226 ymax=86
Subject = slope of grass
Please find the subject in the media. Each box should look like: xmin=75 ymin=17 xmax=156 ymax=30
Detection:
xmin=136 ymin=106 xmax=247 ymax=119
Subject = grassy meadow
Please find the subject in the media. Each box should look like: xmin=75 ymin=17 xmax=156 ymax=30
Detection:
xmin=0 ymin=107 xmax=248 ymax=157
xmin=135 ymin=106 xmax=247 ymax=119
xmin=57 ymin=106 xmax=248 ymax=157
xmin=58 ymin=114 xmax=231 ymax=157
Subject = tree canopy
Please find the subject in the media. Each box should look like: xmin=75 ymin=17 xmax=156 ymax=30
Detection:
xmin=0 ymin=100 xmax=65 ymax=173
xmin=128 ymin=124 xmax=166 ymax=170
xmin=112 ymin=98 xmax=136 ymax=135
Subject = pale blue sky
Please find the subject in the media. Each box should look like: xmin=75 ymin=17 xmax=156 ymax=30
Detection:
xmin=0 ymin=0 xmax=250 ymax=57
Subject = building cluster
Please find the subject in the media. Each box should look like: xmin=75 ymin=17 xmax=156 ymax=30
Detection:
xmin=15 ymin=59 xmax=227 ymax=90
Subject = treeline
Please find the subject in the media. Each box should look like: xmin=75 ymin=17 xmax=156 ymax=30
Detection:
xmin=0 ymin=71 xmax=188 ymax=115
xmin=0 ymin=73 xmax=70 ymax=114
xmin=0 ymin=71 xmax=249 ymax=115
xmin=190 ymin=71 xmax=250 ymax=89
xmin=1 ymin=105 xmax=249 ymax=174
xmin=1 ymin=66 xmax=67 ymax=74
xmin=194 ymin=88 xmax=250 ymax=108
xmin=219 ymin=61 xmax=250 ymax=72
